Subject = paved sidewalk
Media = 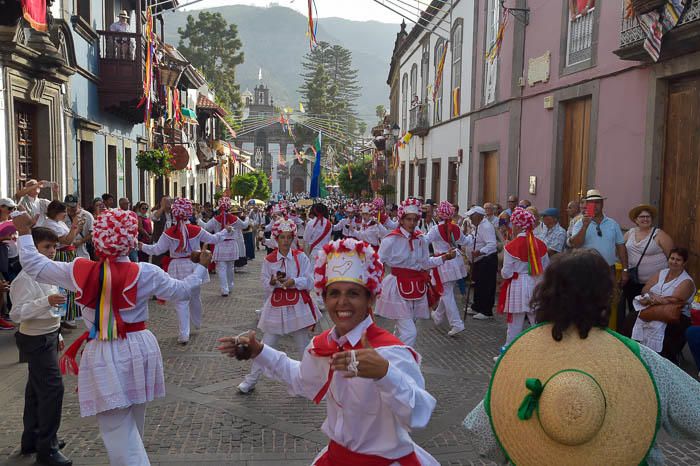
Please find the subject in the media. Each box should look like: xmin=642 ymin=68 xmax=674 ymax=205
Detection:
xmin=1 ymin=256 xmax=699 ymax=465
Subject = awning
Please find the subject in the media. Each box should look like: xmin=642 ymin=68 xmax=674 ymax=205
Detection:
xmin=181 ymin=107 xmax=198 ymax=124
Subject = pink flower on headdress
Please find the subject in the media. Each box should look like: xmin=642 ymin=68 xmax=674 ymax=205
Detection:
xmin=511 ymin=207 xmax=536 ymax=231
xmin=218 ymin=196 xmax=232 ymax=212
xmin=436 ymin=201 xmax=455 ymax=220
xmin=398 ymin=198 xmax=422 ymax=218
xmin=92 ymin=209 xmax=138 ymax=258
xmin=171 ymin=198 xmax=193 ymax=221
xmin=359 ymin=202 xmax=376 ymax=215
xmin=271 ymin=219 xmax=297 ymax=238
xmin=313 ymin=238 xmax=384 ymax=297
xmin=371 ymin=197 xmax=385 ymax=210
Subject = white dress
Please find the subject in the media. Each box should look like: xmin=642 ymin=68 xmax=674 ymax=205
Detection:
xmin=202 ymin=215 xmax=249 ymax=262
xmin=500 ymin=233 xmax=550 ymax=314
xmin=258 ymin=249 xmax=318 ymax=335
xmin=356 ymin=221 xmax=388 ymax=248
xmin=425 ymin=222 xmax=469 ymax=283
xmin=375 ymin=228 xmax=444 ymax=320
xmin=255 ymin=316 xmax=439 ymax=465
xmin=303 ymin=217 xmax=332 ymax=261
xmin=17 ymin=234 xmax=209 ymax=417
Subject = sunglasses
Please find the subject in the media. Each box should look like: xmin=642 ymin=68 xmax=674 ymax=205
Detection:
xmin=596 ymin=224 xmax=602 ymax=237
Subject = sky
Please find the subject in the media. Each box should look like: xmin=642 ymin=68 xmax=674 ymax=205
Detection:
xmin=179 ymin=0 xmax=406 ymax=24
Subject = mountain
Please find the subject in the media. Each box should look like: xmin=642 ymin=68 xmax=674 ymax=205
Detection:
xmin=161 ymin=5 xmax=400 ymax=124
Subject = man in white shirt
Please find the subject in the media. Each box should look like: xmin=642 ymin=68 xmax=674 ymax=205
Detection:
xmin=14 ymin=179 xmax=60 ymax=226
xmin=464 ymin=206 xmax=498 ymax=320
xmin=64 ymin=194 xmax=94 ymax=259
xmin=108 ymin=10 xmax=133 ymax=59
xmin=10 ymin=227 xmax=71 ymax=466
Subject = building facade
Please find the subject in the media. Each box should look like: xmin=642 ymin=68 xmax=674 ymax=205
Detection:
xmin=391 ymin=0 xmax=475 ymax=209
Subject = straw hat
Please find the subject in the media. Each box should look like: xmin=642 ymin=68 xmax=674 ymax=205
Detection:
xmin=118 ymin=10 xmax=129 ymax=19
xmin=628 ymin=204 xmax=657 ymax=223
xmin=487 ymin=324 xmax=659 ymax=465
xmin=583 ymin=189 xmax=607 ymax=201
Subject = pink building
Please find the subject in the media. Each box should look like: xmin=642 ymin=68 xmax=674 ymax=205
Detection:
xmin=469 ymin=0 xmax=700 ymax=278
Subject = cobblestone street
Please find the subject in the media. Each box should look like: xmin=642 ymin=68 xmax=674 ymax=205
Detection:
xmin=1 ymin=257 xmax=699 ymax=465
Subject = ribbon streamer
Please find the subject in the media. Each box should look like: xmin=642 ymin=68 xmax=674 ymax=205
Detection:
xmin=517 ymin=378 xmax=543 ymax=420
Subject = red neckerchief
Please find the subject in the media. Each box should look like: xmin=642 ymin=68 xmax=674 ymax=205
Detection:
xmin=437 ymin=221 xmax=461 ymax=245
xmin=308 ymin=323 xmax=417 ymax=404
xmin=387 ymin=227 xmax=422 ymax=251
xmin=164 ymin=223 xmax=202 ymax=253
xmin=214 ymin=212 xmax=239 ymax=226
xmin=504 ymin=232 xmax=547 ymax=275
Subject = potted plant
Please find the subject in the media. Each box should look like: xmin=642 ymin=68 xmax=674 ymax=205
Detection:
xmin=136 ymin=148 xmax=174 ymax=176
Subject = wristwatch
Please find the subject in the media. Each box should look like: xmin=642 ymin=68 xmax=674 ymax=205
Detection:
xmin=622 ymin=268 xmax=629 ymax=272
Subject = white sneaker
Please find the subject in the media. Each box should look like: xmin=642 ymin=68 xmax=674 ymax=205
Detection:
xmin=472 ymin=313 xmax=493 ymax=320
xmin=447 ymin=326 xmax=465 ymax=337
xmin=493 ymin=355 xmax=500 ymax=362
xmin=255 ymin=309 xmax=262 ymax=317
xmin=238 ymin=380 xmax=256 ymax=394
xmin=431 ymin=311 xmax=442 ymax=325
xmin=466 ymin=307 xmax=477 ymax=315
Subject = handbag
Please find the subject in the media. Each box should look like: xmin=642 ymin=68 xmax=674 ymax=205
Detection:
xmin=628 ymin=227 xmax=656 ymax=284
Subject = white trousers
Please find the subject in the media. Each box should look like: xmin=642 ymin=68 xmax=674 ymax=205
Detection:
xmin=174 ymin=286 xmax=202 ymax=341
xmin=97 ymin=403 xmax=149 ymax=466
xmin=395 ymin=318 xmax=418 ymax=347
xmin=433 ymin=280 xmax=464 ymax=330
xmin=243 ymin=329 xmax=310 ymax=386
xmin=216 ymin=260 xmax=235 ymax=294
xmin=506 ymin=312 xmax=536 ymax=346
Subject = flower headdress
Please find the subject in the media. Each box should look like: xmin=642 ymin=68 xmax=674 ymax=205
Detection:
xmin=313 ymin=238 xmax=383 ymax=297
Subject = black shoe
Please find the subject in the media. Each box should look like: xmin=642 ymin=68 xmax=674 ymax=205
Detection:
xmin=21 ymin=440 xmax=66 ymax=455
xmin=36 ymin=450 xmax=72 ymax=466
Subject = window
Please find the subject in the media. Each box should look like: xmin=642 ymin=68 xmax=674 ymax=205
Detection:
xmin=451 ymin=21 xmax=463 ymax=117
xmin=418 ymin=162 xmax=426 ymax=198
xmin=125 ymin=147 xmax=133 ymax=202
xmin=448 ymin=162 xmax=458 ymax=204
xmin=399 ymin=162 xmax=405 ymax=199
xmin=433 ymin=39 xmax=445 ymax=123
xmin=484 ymin=0 xmax=500 ymax=104
xmin=420 ymin=38 xmax=430 ymax=102
xmin=79 ymin=140 xmax=94 ymax=203
xmin=431 ymin=161 xmax=440 ymax=201
xmin=410 ymin=64 xmax=418 ymax=104
xmin=107 ymin=145 xmax=117 ymax=197
xmin=77 ymin=0 xmax=90 ymax=23
xmin=401 ymin=73 xmax=408 ymax=132
xmin=408 ymin=163 xmax=415 ymax=197
xmin=565 ymin=0 xmax=596 ymax=68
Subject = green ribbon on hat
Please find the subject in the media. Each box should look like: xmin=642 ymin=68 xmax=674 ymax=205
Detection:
xmin=517 ymin=378 xmax=543 ymax=420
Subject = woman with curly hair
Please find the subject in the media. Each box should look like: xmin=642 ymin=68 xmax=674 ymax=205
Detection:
xmin=463 ymin=249 xmax=700 ymax=465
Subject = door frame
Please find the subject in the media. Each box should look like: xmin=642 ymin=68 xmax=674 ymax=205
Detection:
xmin=477 ymin=142 xmax=499 ymax=205
xmin=550 ymin=80 xmax=600 ymax=209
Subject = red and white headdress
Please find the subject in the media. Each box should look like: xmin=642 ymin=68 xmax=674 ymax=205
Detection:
xmin=511 ymin=207 xmax=536 ymax=231
xmin=371 ymin=197 xmax=385 ymax=211
xmin=92 ymin=208 xmax=138 ymax=258
xmin=359 ymin=202 xmax=375 ymax=215
xmin=271 ymin=218 xmax=297 ymax=238
xmin=271 ymin=203 xmax=287 ymax=217
xmin=314 ymin=238 xmax=383 ymax=297
xmin=171 ymin=198 xmax=193 ymax=221
xmin=218 ymin=196 xmax=232 ymax=212
xmin=345 ymin=204 xmax=357 ymax=214
xmin=436 ymin=200 xmax=455 ymax=221
xmin=398 ymin=198 xmax=422 ymax=218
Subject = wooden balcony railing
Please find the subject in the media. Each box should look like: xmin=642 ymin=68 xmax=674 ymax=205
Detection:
xmin=409 ymin=102 xmax=430 ymax=137
xmin=97 ymin=30 xmax=145 ymax=123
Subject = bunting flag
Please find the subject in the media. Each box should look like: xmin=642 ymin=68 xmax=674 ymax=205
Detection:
xmin=306 ymin=0 xmax=319 ymax=49
xmin=486 ymin=12 xmax=508 ymax=63
xmin=137 ymin=10 xmax=156 ymax=125
xmin=402 ymin=132 xmax=413 ymax=144
xmin=294 ymin=147 xmax=304 ymax=163
xmin=21 ymin=0 xmax=47 ymax=32
xmin=433 ymin=42 xmax=449 ymax=102
xmin=309 ymin=132 xmax=322 ymax=198
xmin=452 ymin=87 xmax=461 ymax=117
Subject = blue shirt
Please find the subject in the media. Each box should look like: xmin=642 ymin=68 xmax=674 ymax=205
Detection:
xmin=572 ymin=215 xmax=624 ymax=266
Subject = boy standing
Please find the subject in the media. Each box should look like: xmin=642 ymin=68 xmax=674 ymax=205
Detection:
xmin=10 ymin=227 xmax=71 ymax=466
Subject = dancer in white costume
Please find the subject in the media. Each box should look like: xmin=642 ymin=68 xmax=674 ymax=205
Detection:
xmin=426 ymin=201 xmax=470 ymax=336
xmin=14 ymin=209 xmax=212 ymax=466
xmin=139 ymin=198 xmax=232 ymax=344
xmin=201 ymin=196 xmax=249 ymax=296
xmin=237 ymin=218 xmax=318 ymax=393
xmin=219 ymin=237 xmax=439 ymax=465
xmin=375 ymin=199 xmax=456 ymax=347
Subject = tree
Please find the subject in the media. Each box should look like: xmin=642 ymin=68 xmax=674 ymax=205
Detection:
xmin=230 ymin=173 xmax=258 ymax=199
xmin=178 ymin=12 xmax=244 ymax=111
xmin=250 ymin=170 xmax=271 ymax=201
xmin=375 ymin=105 xmax=386 ymax=124
xmin=337 ymin=159 xmax=371 ymax=197
xmin=357 ymin=121 xmax=367 ymax=136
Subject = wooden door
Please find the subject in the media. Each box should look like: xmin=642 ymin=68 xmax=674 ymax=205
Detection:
xmin=107 ymin=145 xmax=118 ymax=197
xmin=125 ymin=147 xmax=133 ymax=202
xmin=15 ymin=102 xmax=36 ymax=187
xmin=662 ymin=75 xmax=700 ymax=281
xmin=79 ymin=140 xmax=94 ymax=204
xmin=560 ymin=97 xmax=591 ymax=226
xmin=482 ymin=151 xmax=498 ymax=204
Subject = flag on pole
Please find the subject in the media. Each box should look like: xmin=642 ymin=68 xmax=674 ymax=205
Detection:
xmin=21 ymin=0 xmax=48 ymax=31
xmin=309 ymin=132 xmax=322 ymax=198
xmin=299 ymin=102 xmax=305 ymax=113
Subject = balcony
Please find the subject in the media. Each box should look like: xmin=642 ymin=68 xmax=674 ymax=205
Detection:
xmin=97 ymin=30 xmax=147 ymax=123
xmin=408 ymin=103 xmax=430 ymax=137
xmin=614 ymin=0 xmax=700 ymax=61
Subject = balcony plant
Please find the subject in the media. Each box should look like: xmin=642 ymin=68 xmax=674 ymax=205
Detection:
xmin=136 ymin=148 xmax=174 ymax=176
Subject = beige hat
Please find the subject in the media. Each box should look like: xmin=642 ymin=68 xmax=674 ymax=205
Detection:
xmin=628 ymin=204 xmax=657 ymax=223
xmin=118 ymin=10 xmax=129 ymax=19
xmin=584 ymin=189 xmax=607 ymax=201
xmin=487 ymin=324 xmax=659 ymax=465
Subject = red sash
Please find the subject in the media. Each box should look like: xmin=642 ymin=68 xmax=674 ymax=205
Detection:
xmin=497 ymin=273 xmax=518 ymax=321
xmin=314 ymin=440 xmax=420 ymax=466
xmin=309 ymin=218 xmax=332 ymax=251
xmin=266 ymin=250 xmax=317 ymax=317
xmin=437 ymin=222 xmax=461 ymax=245
xmin=59 ymin=321 xmax=147 ymax=376
xmin=308 ymin=323 xmax=418 ymax=404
